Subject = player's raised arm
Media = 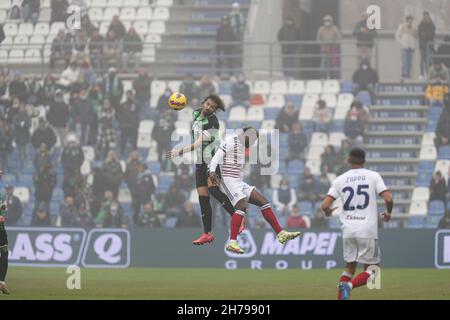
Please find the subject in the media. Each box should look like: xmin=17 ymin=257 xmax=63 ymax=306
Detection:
xmin=380 ymin=190 xmax=394 ymax=221
xmin=166 ymin=134 xmax=204 ymax=159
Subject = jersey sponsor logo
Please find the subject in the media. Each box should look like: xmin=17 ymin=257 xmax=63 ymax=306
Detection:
xmin=435 ymin=230 xmax=450 ymax=269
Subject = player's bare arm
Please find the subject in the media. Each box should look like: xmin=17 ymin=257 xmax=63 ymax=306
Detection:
xmin=166 ymin=134 xmax=203 ymax=159
xmin=321 ymin=195 xmax=338 ymax=217
xmin=380 ymin=190 xmax=394 ymax=222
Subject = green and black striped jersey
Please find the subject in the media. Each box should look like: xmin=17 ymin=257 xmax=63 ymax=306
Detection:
xmin=0 ymin=191 xmax=5 ymax=231
xmin=192 ymin=108 xmax=220 ymax=163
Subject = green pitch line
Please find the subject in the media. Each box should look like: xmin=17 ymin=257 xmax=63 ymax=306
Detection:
xmin=2 ymin=267 xmax=450 ymax=300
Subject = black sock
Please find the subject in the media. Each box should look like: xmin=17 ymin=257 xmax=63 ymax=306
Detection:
xmin=209 ymin=186 xmax=235 ymax=217
xmin=0 ymin=249 xmax=8 ymax=282
xmin=199 ymin=196 xmax=213 ymax=233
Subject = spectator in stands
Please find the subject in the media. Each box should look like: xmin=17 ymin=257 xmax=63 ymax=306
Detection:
xmin=51 ymin=0 xmax=69 ymax=23
xmin=229 ymin=2 xmax=246 ymax=40
xmin=102 ymin=150 xmax=123 ymax=199
xmin=62 ymin=169 xmax=85 ymax=206
xmin=198 ymin=75 xmax=216 ymax=99
xmin=427 ymin=60 xmax=450 ymax=85
xmin=277 ymin=16 xmax=301 ymax=79
xmin=73 ymin=29 xmax=88 ymax=53
xmin=42 ymin=74 xmax=58 ymax=105
xmin=298 ymin=167 xmax=319 ymax=202
xmin=352 ymin=13 xmax=377 ymax=64
xmin=61 ymin=134 xmax=84 ymax=174
xmin=108 ymin=15 xmax=126 ymax=40
xmin=9 ymin=5 xmax=21 ymax=20
xmin=288 ymin=122 xmax=308 ymax=160
xmin=163 ymin=185 xmax=186 ymax=217
xmin=272 ymin=179 xmax=297 ymax=216
xmin=337 ymin=139 xmax=352 ymax=174
xmin=21 ymin=0 xmax=40 ymax=24
xmin=74 ymin=203 xmax=95 ymax=228
xmin=95 ymin=190 xmax=126 ymax=228
xmin=133 ymin=163 xmax=155 ymax=226
xmin=125 ymin=151 xmax=141 ymax=217
xmin=87 ymin=81 xmax=103 ymax=145
xmin=437 ymin=36 xmax=450 ymax=69
xmin=216 ymin=15 xmax=237 ymax=77
xmin=176 ymin=202 xmax=201 ymax=228
xmin=344 ymin=100 xmax=368 ymax=146
xmin=176 ymin=164 xmax=194 ymax=193
xmin=434 ymin=105 xmax=450 ymax=149
xmin=4 ymin=185 xmax=23 ymax=226
xmin=179 ymin=73 xmax=199 ymax=104
xmin=46 ymin=90 xmax=70 ymax=145
xmin=140 ymin=202 xmax=162 ymax=228
xmin=103 ymin=31 xmax=123 ymax=69
xmin=395 ymin=15 xmax=417 ymax=81
xmin=157 ymin=87 xmax=172 ymax=113
xmin=12 ymin=104 xmax=31 ymax=168
xmin=319 ymin=171 xmax=331 ymax=200
xmin=311 ymin=207 xmax=329 ymax=229
xmin=352 ymin=60 xmax=379 ymax=99
xmin=418 ymin=12 xmax=436 ymax=80
xmin=286 ymin=205 xmax=308 ymax=229
xmin=9 ymin=72 xmax=28 ymax=102
xmin=312 ymin=99 xmax=332 ymax=132
xmin=317 ymin=15 xmax=341 ymax=79
xmin=102 ymin=67 xmax=123 ymax=112
xmin=152 ymin=110 xmax=175 ymax=170
xmin=34 ymin=143 xmax=51 ymax=171
xmin=275 ymin=102 xmax=299 ymax=133
xmin=118 ymin=90 xmax=140 ymax=155
xmin=90 ymin=167 xmax=104 ymax=219
xmin=33 ymin=163 xmax=57 ymax=217
xmin=0 ymin=119 xmax=12 ymax=172
xmin=32 ymin=119 xmax=57 ymax=151
xmin=72 ymin=88 xmax=94 ymax=145
xmin=58 ymin=61 xmax=80 ymax=91
xmin=59 ymin=196 xmax=78 ymax=227
xmin=32 ymin=205 xmax=52 ymax=226
xmin=429 ymin=171 xmax=447 ymax=202
xmin=89 ymin=29 xmax=104 ymax=70
xmin=320 ymin=145 xmax=339 ymax=174
xmin=438 ymin=209 xmax=450 ymax=229
xmin=80 ymin=14 xmax=96 ymax=38
xmin=123 ymin=28 xmax=143 ymax=69
xmin=0 ymin=24 xmax=4 ymax=46
xmin=96 ymin=99 xmax=116 ymax=159
xmin=79 ymin=60 xmax=96 ymax=87
xmin=231 ymin=73 xmax=250 ymax=108
xmin=50 ymin=30 xmax=73 ymax=69
xmin=133 ymin=68 xmax=152 ymax=111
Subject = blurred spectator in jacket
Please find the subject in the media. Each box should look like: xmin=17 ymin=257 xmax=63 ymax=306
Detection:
xmin=33 ymin=163 xmax=57 ymax=216
xmin=72 ymin=88 xmax=94 ymax=145
xmin=418 ymin=12 xmax=436 ymax=79
xmin=89 ymin=29 xmax=104 ymax=70
xmin=21 ymin=0 xmax=40 ymax=24
xmin=198 ymin=75 xmax=216 ymax=100
xmin=124 ymin=151 xmax=141 ymax=215
xmin=319 ymin=172 xmax=331 ymax=199
xmin=0 ymin=24 xmax=4 ymax=44
xmin=434 ymin=105 xmax=450 ymax=149
xmin=438 ymin=209 xmax=450 ymax=229
xmin=4 ymin=185 xmax=23 ymax=226
xmin=58 ymin=61 xmax=80 ymax=90
xmin=103 ymin=31 xmax=123 ymax=69
xmin=337 ymin=139 xmax=352 ymax=174
xmin=34 ymin=143 xmax=51 ymax=171
xmin=133 ymin=68 xmax=152 ymax=111
xmin=352 ymin=13 xmax=377 ymax=64
xmin=12 ymin=104 xmax=31 ymax=168
xmin=275 ymin=102 xmax=299 ymax=133
xmin=231 ymin=73 xmax=250 ymax=108
xmin=96 ymin=99 xmax=116 ymax=159
xmin=95 ymin=190 xmax=126 ymax=228
xmin=62 ymin=169 xmax=84 ymax=206
xmin=9 ymin=72 xmax=28 ymax=102
xmin=179 ymin=73 xmax=199 ymax=104
xmin=216 ymin=15 xmax=237 ymax=77
xmin=32 ymin=119 xmax=57 ymax=151
xmin=312 ymin=99 xmax=332 ymax=132
xmin=0 ymin=120 xmax=12 ymax=172
xmin=311 ymin=207 xmax=329 ymax=229
xmin=50 ymin=29 xmax=73 ymax=69
xmin=163 ymin=185 xmax=185 ymax=217
xmin=73 ymin=29 xmax=87 ymax=53
xmin=59 ymin=196 xmax=78 ymax=227
xmin=427 ymin=60 xmax=450 ymax=85
xmin=140 ymin=202 xmax=162 ymax=228
xmin=176 ymin=202 xmax=201 ymax=227
xmin=317 ymin=15 xmax=341 ymax=79
xmin=51 ymin=0 xmax=69 ymax=23
xmin=273 ymin=179 xmax=297 ymax=215
xmin=61 ymin=134 xmax=84 ymax=174
xmin=395 ymin=15 xmax=417 ymax=81
xmin=123 ymin=28 xmax=143 ymax=69
xmin=47 ymin=90 xmax=70 ymax=145
xmin=152 ymin=110 xmax=175 ymax=170
xmin=298 ymin=167 xmax=319 ymax=202
xmin=437 ymin=36 xmax=450 ymax=69
xmin=278 ymin=16 xmax=301 ymax=78
xmin=288 ymin=122 xmax=308 ymax=160
xmin=118 ymin=90 xmax=140 ymax=155
xmin=90 ymin=167 xmax=105 ymax=219
xmin=108 ymin=15 xmax=126 ymax=40
xmin=430 ymin=171 xmax=447 ymax=202
xmin=156 ymin=88 xmax=172 ymax=113
xmin=286 ymin=205 xmax=309 ymax=229
xmin=344 ymin=100 xmax=369 ymax=145
xmin=103 ymin=67 xmax=123 ymax=112
xmin=352 ymin=60 xmax=379 ymax=98
xmin=175 ymin=164 xmax=194 ymax=192
xmin=74 ymin=203 xmax=95 ymax=228
xmin=321 ymin=145 xmax=339 ymax=174
xmin=133 ymin=163 xmax=155 ymax=226
xmin=79 ymin=60 xmax=96 ymax=86
xmin=229 ymin=2 xmax=246 ymax=39
xmin=102 ymin=150 xmax=123 ymax=199
xmin=32 ymin=205 xmax=52 ymax=226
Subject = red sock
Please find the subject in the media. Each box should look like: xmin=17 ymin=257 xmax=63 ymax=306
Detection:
xmin=230 ymin=211 xmax=245 ymax=240
xmin=261 ymin=204 xmax=282 ymax=234
xmin=338 ymin=272 xmax=352 ymax=300
xmin=350 ymin=271 xmax=372 ymax=289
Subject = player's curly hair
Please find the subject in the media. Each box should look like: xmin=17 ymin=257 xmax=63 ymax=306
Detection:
xmin=202 ymin=94 xmax=225 ymax=112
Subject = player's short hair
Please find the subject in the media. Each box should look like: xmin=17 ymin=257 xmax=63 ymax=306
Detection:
xmin=202 ymin=94 xmax=225 ymax=112
xmin=349 ymin=148 xmax=366 ymax=165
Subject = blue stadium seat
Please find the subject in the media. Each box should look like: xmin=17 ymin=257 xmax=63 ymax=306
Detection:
xmin=425 ymin=119 xmax=438 ymax=132
xmin=219 ymin=81 xmax=232 ymax=95
xmin=438 ymin=146 xmax=450 ymax=160
xmin=302 ymin=121 xmax=314 ymax=138
xmin=148 ymin=161 xmax=161 ymax=174
xmin=264 ymin=107 xmax=280 ymax=120
xmin=287 ymin=174 xmax=300 ymax=189
xmin=425 ymin=216 xmax=441 ymax=228
xmin=3 ymin=174 xmax=16 ymax=185
xmin=53 ymin=188 xmax=64 ymax=202
xmin=156 ymin=175 xmax=175 ymax=193
xmin=415 ymin=172 xmax=432 ymax=187
xmin=330 ymin=120 xmax=345 ymax=133
xmin=122 ymin=203 xmax=132 ymax=216
xmin=447 ymin=201 xmax=450 ymax=210
xmin=340 ymin=80 xmax=354 ymax=93
xmin=429 ymin=200 xmax=445 ymax=216
xmin=287 ymin=160 xmax=304 ymax=175
xmin=406 ymin=216 xmax=425 ymax=229
xmin=227 ymin=121 xmax=242 ymax=129
xmin=20 ymin=174 xmax=34 ymax=187
xmin=329 ymin=217 xmax=340 ymax=229
xmin=298 ymin=201 xmax=313 ymax=216
xmin=418 ymin=161 xmax=435 ymax=173
xmin=50 ymin=202 xmax=60 ymax=215
xmin=165 ymin=217 xmax=178 ymax=228
xmin=246 ymin=121 xmax=261 ymax=130
xmin=428 ymin=106 xmax=443 ymax=120
xmin=356 ymin=91 xmax=372 ymax=106
xmin=285 ymin=95 xmax=303 ymax=107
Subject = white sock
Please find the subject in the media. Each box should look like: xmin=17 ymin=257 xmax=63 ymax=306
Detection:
xmin=0 ymin=281 xmax=5 ymax=285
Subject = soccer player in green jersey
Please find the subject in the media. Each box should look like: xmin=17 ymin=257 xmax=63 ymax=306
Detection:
xmin=167 ymin=95 xmax=243 ymax=245
xmin=0 ymin=170 xmax=10 ymax=294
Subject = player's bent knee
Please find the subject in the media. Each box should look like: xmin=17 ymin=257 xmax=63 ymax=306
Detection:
xmin=0 ymin=247 xmax=8 ymax=256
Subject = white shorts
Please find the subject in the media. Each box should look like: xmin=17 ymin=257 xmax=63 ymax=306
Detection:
xmin=220 ymin=177 xmax=255 ymax=207
xmin=343 ymin=238 xmax=381 ymax=265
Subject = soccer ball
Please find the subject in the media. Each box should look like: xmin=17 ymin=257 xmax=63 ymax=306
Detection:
xmin=168 ymin=92 xmax=187 ymax=111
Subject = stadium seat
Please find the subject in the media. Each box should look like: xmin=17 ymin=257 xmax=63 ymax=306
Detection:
xmin=33 ymin=22 xmax=50 ymax=36
xmin=119 ymin=188 xmax=132 ymax=203
xmin=261 ymin=120 xmax=275 ymax=130
xmin=425 ymin=215 xmax=441 ymax=228
xmin=142 ymin=47 xmax=156 ymax=63
xmin=8 ymin=49 xmax=24 ymax=64
xmin=228 ymin=106 xmax=247 ymax=121
xmin=301 ymin=93 xmax=319 ymax=108
xmin=356 ymin=91 xmax=372 ymax=106
xmin=247 ymin=107 xmax=264 ymax=121
xmin=271 ymin=80 xmax=288 ymax=94
xmin=2 ymin=37 xmax=12 ymax=46
xmin=418 ymin=161 xmax=435 ymax=173
xmin=124 ymin=0 xmax=140 ymax=6
xmin=175 ymin=120 xmax=191 ymax=131
xmin=288 ymin=80 xmax=305 ymax=94
xmin=409 ymin=201 xmax=428 ymax=216
xmin=49 ymin=22 xmax=66 ymax=35
xmin=270 ymin=174 xmax=283 ymax=189
xmin=434 ymin=160 xmax=450 ymax=177
xmin=412 ymin=187 xmax=430 ymax=202
xmin=305 ymin=160 xmax=321 ymax=176
xmin=267 ymin=94 xmax=285 ymax=108
xmin=81 ymin=161 xmax=92 ymax=176
xmin=168 ymin=80 xmax=182 ymax=92
xmin=419 ymin=146 xmax=437 ymax=161
xmin=88 ymin=8 xmax=103 ymax=22
xmin=139 ymin=120 xmax=155 ymax=134
xmin=438 ymin=146 xmax=450 ymax=160
xmin=136 ymin=7 xmax=152 ymax=20
xmin=298 ymin=201 xmax=313 ymax=216
xmin=108 ymin=0 xmax=124 ymax=7
xmin=14 ymin=35 xmax=29 ymax=45
xmin=39 ymin=7 xmax=51 ymax=22
xmin=421 ymin=132 xmax=436 ymax=146
xmin=132 ymin=21 xmax=149 ymax=35
xmin=329 ymin=217 xmax=340 ymax=229
xmin=14 ymin=187 xmax=30 ymax=203
xmin=320 ymin=93 xmax=337 ymax=108
xmin=305 ymin=80 xmax=322 ymax=94
xmin=165 ymin=217 xmax=178 ymax=228
xmin=151 ymin=80 xmax=166 ymax=95
xmin=24 ymin=49 xmax=41 ymax=63
xmin=18 ymin=23 xmax=34 ymax=36
xmin=415 ymin=172 xmax=432 ymax=187
xmin=90 ymin=0 xmax=107 ymax=7
xmin=253 ymin=81 xmax=270 ymax=95
xmin=3 ymin=23 xmax=18 ymax=37
xmin=329 ymin=133 xmax=346 ymax=149
xmin=299 ymin=104 xmax=314 ymax=121
xmin=137 ymin=132 xmax=152 ymax=148
xmin=287 ymin=160 xmax=304 ymax=175
xmin=307 ymin=146 xmax=325 ymax=161
xmin=0 ymin=10 xmax=6 ymax=21
xmin=104 ymin=7 xmax=120 ymax=21
xmin=82 ymin=146 xmax=95 ymax=162
xmin=29 ymin=34 xmax=45 ymax=45
xmin=406 ymin=216 xmax=425 ymax=228
xmin=153 ymin=6 xmax=170 ymax=21
xmin=428 ymin=201 xmax=445 ymax=216
xmin=340 ymin=80 xmax=354 ymax=93
xmin=323 ymin=80 xmax=340 ymax=94
xmin=145 ymin=34 xmax=162 ymax=46
xmin=334 ymin=94 xmax=354 ymax=120
xmin=149 ymin=21 xmax=166 ymax=34
xmin=155 ymin=0 xmax=174 ymax=6
xmin=310 ymin=132 xmax=328 ymax=147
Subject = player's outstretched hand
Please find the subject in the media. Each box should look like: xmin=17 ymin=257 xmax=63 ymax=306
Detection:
xmin=380 ymin=211 xmax=391 ymax=222
xmin=323 ymin=207 xmax=338 ymax=217
xmin=166 ymin=149 xmax=179 ymax=159
xmin=209 ymin=172 xmax=220 ymax=186
xmin=0 ymin=216 xmax=5 ymax=223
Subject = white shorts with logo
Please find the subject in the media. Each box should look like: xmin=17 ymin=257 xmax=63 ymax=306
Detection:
xmin=343 ymin=238 xmax=380 ymax=265
xmin=220 ymin=176 xmax=256 ymax=207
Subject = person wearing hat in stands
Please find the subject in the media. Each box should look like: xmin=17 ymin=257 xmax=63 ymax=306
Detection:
xmin=4 ymin=185 xmax=22 ymax=226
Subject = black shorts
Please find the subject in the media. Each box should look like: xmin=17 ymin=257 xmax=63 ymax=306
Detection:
xmin=0 ymin=230 xmax=7 ymax=249
xmin=195 ymin=164 xmax=221 ymax=188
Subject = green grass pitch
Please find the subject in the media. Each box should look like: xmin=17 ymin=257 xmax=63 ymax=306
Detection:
xmin=2 ymin=267 xmax=450 ymax=300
